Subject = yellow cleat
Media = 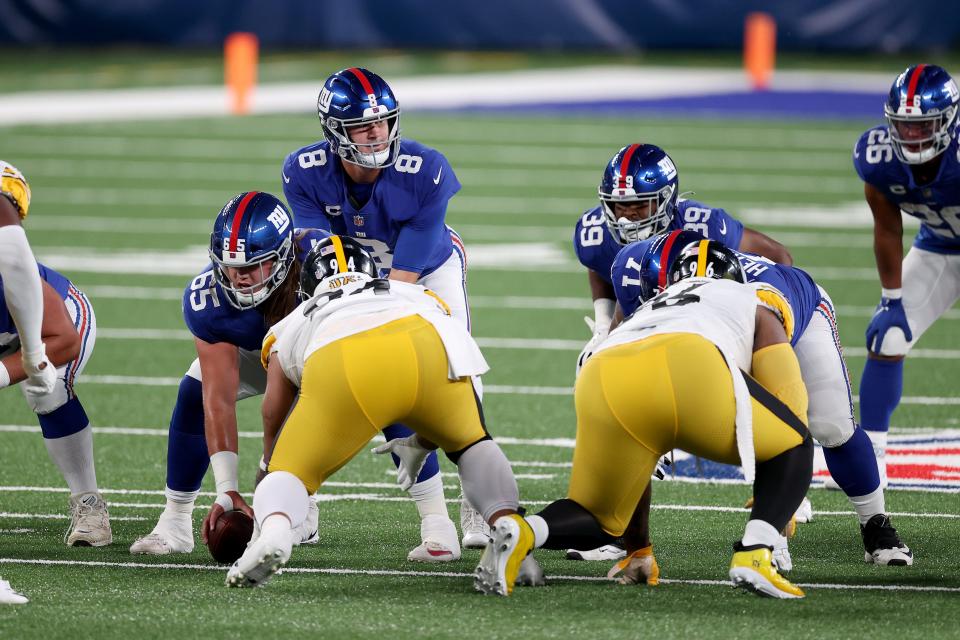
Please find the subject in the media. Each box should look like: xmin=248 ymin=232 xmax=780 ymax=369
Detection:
xmin=474 ymin=514 xmax=535 ymax=596
xmin=729 ymin=546 xmax=805 ymax=599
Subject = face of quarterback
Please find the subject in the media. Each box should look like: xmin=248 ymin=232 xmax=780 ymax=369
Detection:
xmin=347 ymin=119 xmax=390 ymax=154
xmin=613 ymin=200 xmax=655 ymax=222
xmin=225 ymin=260 xmax=275 ymax=293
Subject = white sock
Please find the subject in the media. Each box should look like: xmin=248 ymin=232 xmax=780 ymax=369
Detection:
xmin=408 ymin=474 xmax=448 ymax=519
xmin=253 ymin=471 xmax=309 ymax=529
xmin=43 ymin=425 xmax=98 ymax=495
xmin=261 ymin=513 xmax=293 ymax=538
xmin=741 ymin=519 xmax=779 ymax=548
xmin=163 ymin=487 xmax=198 ymax=517
xmin=525 ymin=514 xmax=550 ymax=549
xmin=848 ymin=487 xmax=886 ymax=525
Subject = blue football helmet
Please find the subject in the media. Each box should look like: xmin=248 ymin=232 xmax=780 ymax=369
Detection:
xmin=884 ymin=64 xmax=959 ymax=165
xmin=666 ymin=239 xmax=746 ymax=288
xmin=630 ymin=230 xmax=705 ymax=304
xmin=299 ymin=235 xmax=380 ymax=300
xmin=599 ymin=144 xmax=680 ymax=245
xmin=209 ymin=191 xmax=295 ymax=310
xmin=317 ymin=67 xmax=401 ymax=169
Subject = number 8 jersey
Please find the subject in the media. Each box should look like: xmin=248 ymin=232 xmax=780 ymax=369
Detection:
xmin=854 ymin=125 xmax=960 ymax=253
xmin=282 ymin=138 xmax=462 ymax=276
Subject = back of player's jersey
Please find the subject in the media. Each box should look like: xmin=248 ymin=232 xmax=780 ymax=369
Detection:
xmin=853 ymin=125 xmax=960 ymax=253
xmin=574 ymin=199 xmax=745 ymax=285
xmin=734 ymin=251 xmax=820 ymax=346
xmin=599 ymin=278 xmax=781 ymax=372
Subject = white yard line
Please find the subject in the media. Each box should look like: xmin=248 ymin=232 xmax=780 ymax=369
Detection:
xmin=0 ymin=557 xmax=956 ymax=593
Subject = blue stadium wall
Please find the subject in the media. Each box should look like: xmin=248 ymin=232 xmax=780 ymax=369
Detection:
xmin=1 ymin=0 xmax=956 ymax=52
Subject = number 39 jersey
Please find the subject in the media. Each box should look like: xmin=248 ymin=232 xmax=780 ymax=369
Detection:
xmin=573 ymin=199 xmax=745 ymax=284
xmin=282 ymin=138 xmax=461 ymax=276
xmin=854 ymin=125 xmax=960 ymax=254
xmin=598 ymin=278 xmax=794 ymax=373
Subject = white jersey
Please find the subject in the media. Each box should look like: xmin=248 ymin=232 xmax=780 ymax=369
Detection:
xmin=597 ymin=277 xmax=794 ymax=483
xmin=263 ymin=275 xmax=488 ymax=387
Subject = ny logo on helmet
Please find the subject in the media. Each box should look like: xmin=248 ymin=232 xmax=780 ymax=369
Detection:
xmin=658 ymin=156 xmax=678 ymax=179
xmin=267 ymin=205 xmax=290 ymax=233
xmin=318 ymin=87 xmax=333 ymax=114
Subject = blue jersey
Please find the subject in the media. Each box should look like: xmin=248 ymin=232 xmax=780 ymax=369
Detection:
xmin=183 ymin=228 xmax=330 ymax=351
xmin=0 ymin=263 xmax=72 ymax=346
xmin=854 ymin=125 xmax=960 ymax=254
xmin=573 ymin=199 xmax=745 ymax=284
xmin=611 ymin=244 xmax=820 ymax=346
xmin=282 ymin=138 xmax=461 ymax=276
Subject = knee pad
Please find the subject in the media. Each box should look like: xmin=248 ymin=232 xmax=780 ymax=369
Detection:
xmin=22 ymin=375 xmax=69 ymax=415
xmin=877 ymin=328 xmax=911 ymax=357
xmin=809 ymin=417 xmax=854 ymax=448
xmin=37 ymin=396 xmax=89 ymax=439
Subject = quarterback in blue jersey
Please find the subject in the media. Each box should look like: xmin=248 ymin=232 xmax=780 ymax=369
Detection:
xmin=282 ymin=67 xmax=487 ymax=548
xmin=607 ymin=232 xmax=912 ymax=567
xmin=130 ymin=192 xmax=463 ymax=562
xmin=572 ymin=144 xmax=792 ymax=389
xmin=854 ymin=64 xmax=960 ymax=488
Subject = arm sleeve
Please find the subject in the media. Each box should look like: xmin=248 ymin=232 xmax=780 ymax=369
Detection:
xmin=0 ymin=225 xmax=44 ymax=355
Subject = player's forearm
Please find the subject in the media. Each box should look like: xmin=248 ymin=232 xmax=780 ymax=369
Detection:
xmin=0 ymin=225 xmax=44 ymax=356
xmin=872 ymin=226 xmax=904 ymax=290
xmin=203 ymin=403 xmax=240 ymax=455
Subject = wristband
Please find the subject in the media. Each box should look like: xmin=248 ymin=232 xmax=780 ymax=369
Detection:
xmin=0 ymin=361 xmax=9 ymax=389
xmin=881 ymin=287 xmax=902 ymax=300
xmin=209 ymin=450 xmax=239 ymax=494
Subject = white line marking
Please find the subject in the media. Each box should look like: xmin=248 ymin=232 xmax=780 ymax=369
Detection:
xmin=0 ymin=512 xmax=146 ymax=521
xmin=0 ymin=557 xmax=955 ymax=593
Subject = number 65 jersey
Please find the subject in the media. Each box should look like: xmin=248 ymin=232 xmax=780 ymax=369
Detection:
xmin=854 ymin=126 xmax=960 ymax=254
xmin=282 ymin=138 xmax=461 ymax=276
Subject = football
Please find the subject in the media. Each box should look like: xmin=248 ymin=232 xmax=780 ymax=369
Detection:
xmin=206 ymin=511 xmax=255 ymax=564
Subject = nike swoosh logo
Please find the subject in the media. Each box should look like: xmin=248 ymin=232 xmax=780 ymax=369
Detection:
xmin=282 ymin=171 xmax=290 ymax=184
xmin=719 ymin=219 xmax=727 ymax=234
xmin=433 ymin=166 xmax=443 ymax=184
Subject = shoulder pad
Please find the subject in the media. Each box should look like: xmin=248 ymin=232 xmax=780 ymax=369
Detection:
xmin=754 ymin=283 xmax=794 ymax=343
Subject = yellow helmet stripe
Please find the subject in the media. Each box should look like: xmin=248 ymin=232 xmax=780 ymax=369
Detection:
xmin=331 ymin=235 xmax=348 ymax=273
xmin=696 ymin=240 xmax=710 ymax=277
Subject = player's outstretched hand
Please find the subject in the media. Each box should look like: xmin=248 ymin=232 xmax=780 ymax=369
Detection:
xmin=607 ymin=545 xmax=660 ymax=586
xmin=372 ymin=435 xmax=431 ymax=491
xmin=20 ymin=345 xmax=56 ymax=395
xmin=866 ymin=296 xmax=912 ymax=354
xmin=202 ymin=490 xmax=253 ymax=544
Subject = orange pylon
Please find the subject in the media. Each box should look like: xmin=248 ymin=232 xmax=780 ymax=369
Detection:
xmin=225 ymin=32 xmax=258 ymax=115
xmin=744 ymin=13 xmax=776 ymax=90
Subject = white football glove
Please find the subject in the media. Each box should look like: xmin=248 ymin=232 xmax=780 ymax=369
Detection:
xmin=21 ymin=345 xmax=56 ymax=395
xmin=372 ymin=434 xmax=432 ymax=491
xmin=773 ymin=534 xmax=792 ymax=572
xmin=576 ymin=316 xmax=608 ymax=378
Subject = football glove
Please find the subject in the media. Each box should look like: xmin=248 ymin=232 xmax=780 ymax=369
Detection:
xmin=576 ymin=316 xmax=609 ymax=378
xmin=865 ymin=296 xmax=912 ymax=354
xmin=773 ymin=534 xmax=792 ymax=572
xmin=0 ymin=161 xmax=31 ymax=219
xmin=607 ymin=544 xmax=660 ymax=585
xmin=372 ymin=434 xmax=432 ymax=491
xmin=21 ymin=344 xmax=56 ymax=395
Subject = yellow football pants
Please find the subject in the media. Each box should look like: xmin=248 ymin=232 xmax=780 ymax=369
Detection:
xmin=569 ymin=333 xmax=807 ymax=536
xmin=268 ymin=315 xmax=487 ymax=494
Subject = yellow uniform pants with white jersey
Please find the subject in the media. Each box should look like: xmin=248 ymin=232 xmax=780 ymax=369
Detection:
xmin=269 ymin=315 xmax=488 ymax=494
xmin=568 ymin=332 xmax=807 ymax=537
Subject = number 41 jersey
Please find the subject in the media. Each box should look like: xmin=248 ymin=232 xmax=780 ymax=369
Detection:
xmin=282 ymin=138 xmax=461 ymax=276
xmin=854 ymin=125 xmax=960 ymax=254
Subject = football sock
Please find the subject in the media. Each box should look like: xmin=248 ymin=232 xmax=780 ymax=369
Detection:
xmin=456 ymin=440 xmax=519 ymax=521
xmin=859 ymin=358 xmax=903 ymax=434
xmin=525 ymin=514 xmax=550 ymax=548
xmin=166 ymin=376 xmax=209 ymax=493
xmin=533 ymin=498 xmax=617 ymax=551
xmin=42 ymin=421 xmax=98 ymax=495
xmin=751 ymin=437 xmax=813 ymax=533
xmin=407 ymin=473 xmax=448 ymax=519
xmin=741 ymin=519 xmax=779 ymax=548
xmin=822 ymin=426 xmax=881 ymax=498
xmin=847 ymin=487 xmax=887 ymax=525
xmin=253 ymin=471 xmax=309 ymax=529
xmin=163 ymin=487 xmax=198 ymax=516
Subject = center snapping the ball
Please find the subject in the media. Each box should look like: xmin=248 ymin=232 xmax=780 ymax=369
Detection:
xmin=207 ymin=511 xmax=254 ymax=564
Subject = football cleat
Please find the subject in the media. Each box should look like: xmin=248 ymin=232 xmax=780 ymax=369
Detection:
xmin=793 ymin=497 xmax=813 ymax=524
xmin=460 ymin=497 xmax=490 ymax=550
xmin=293 ymin=496 xmax=320 ymax=546
xmin=408 ymin=514 xmax=461 ymax=563
xmin=566 ymin=544 xmax=627 ymax=562
xmin=130 ymin=512 xmax=194 ymax=554
xmin=226 ymin=527 xmax=292 ymax=588
xmin=474 ymin=514 xmax=535 ymax=596
xmin=861 ymin=514 xmax=913 ymax=566
xmin=65 ymin=492 xmax=112 ymax=547
xmin=0 ymin=578 xmax=28 ymax=605
xmin=729 ymin=544 xmax=804 ymax=599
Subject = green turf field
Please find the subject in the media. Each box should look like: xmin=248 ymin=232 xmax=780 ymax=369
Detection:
xmin=1 ymin=102 xmax=959 ymax=638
